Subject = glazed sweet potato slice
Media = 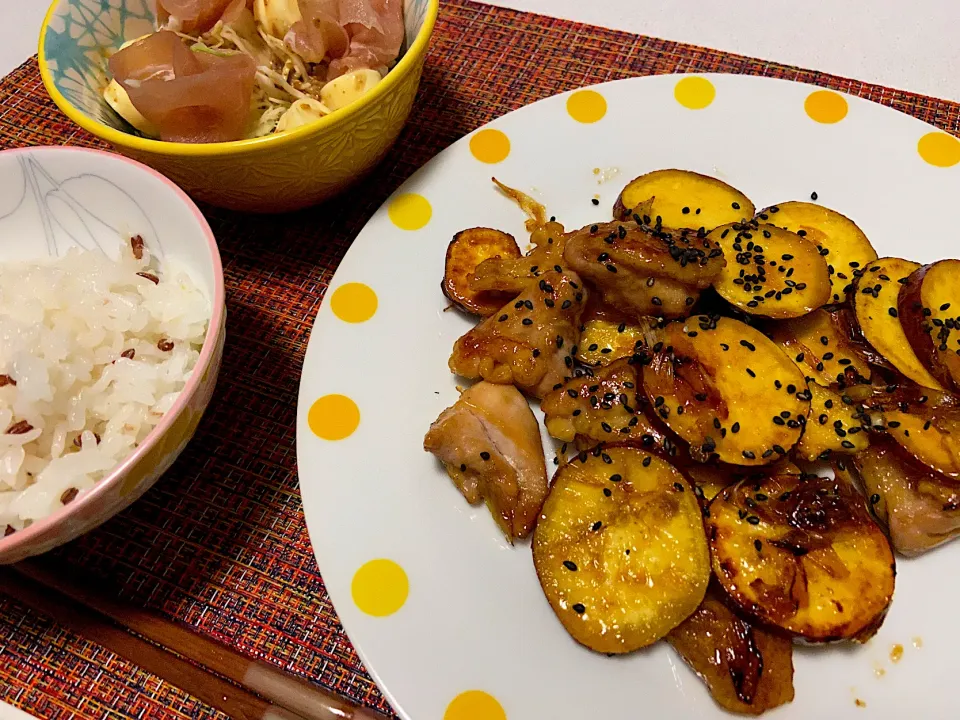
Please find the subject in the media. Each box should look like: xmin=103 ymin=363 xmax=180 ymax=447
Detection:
xmin=442 ymin=228 xmax=522 ymax=316
xmin=851 ymin=440 xmax=960 ymax=556
xmin=614 ymin=169 xmax=755 ymax=232
xmin=879 ymin=409 xmax=960 ymax=480
xmin=533 ymin=446 xmax=710 ymax=653
xmin=642 ymin=316 xmax=810 ymax=466
xmin=898 ymin=259 xmax=960 ymax=393
xmin=853 ymin=257 xmax=945 ymax=390
xmin=768 ymin=308 xmax=873 ymax=386
xmin=707 ymin=473 xmax=895 ymax=642
xmin=757 ymin=202 xmax=878 ymax=304
xmin=541 ymin=358 xmax=644 ymax=449
xmin=563 ymin=220 xmax=725 ymax=320
xmin=666 ymin=582 xmax=795 ymax=715
xmin=795 ymin=383 xmax=870 ymax=462
xmin=708 ymin=221 xmax=831 ymax=319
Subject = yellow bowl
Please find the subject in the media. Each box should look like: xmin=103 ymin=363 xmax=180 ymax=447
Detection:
xmin=38 ymin=0 xmax=439 ymax=213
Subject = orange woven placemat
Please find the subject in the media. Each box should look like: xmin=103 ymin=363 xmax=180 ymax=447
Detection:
xmin=1 ymin=1 xmax=958 ymax=718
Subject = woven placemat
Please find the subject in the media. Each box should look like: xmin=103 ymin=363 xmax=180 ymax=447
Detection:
xmin=1 ymin=1 xmax=958 ymax=717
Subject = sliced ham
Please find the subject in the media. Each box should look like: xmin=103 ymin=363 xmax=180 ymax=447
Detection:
xmin=157 ymin=0 xmax=240 ymax=34
xmin=285 ymin=0 xmax=402 ymax=74
xmin=328 ymin=0 xmax=403 ymax=78
xmin=108 ymin=31 xmax=256 ymax=143
xmin=284 ymin=0 xmax=350 ymax=63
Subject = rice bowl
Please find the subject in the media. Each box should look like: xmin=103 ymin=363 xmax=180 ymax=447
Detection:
xmin=0 ymin=145 xmax=225 ymax=564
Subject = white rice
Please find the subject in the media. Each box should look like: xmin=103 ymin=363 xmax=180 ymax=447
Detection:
xmin=0 ymin=238 xmax=210 ymax=535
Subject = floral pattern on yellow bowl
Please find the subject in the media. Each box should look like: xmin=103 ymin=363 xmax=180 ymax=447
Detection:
xmin=38 ymin=0 xmax=439 ymax=213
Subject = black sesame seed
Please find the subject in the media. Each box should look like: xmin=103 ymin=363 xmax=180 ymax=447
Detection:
xmin=572 ymin=603 xmax=586 ymax=614
xmin=870 ymin=494 xmax=881 ymax=505
xmin=746 ymin=515 xmax=760 ymax=525
xmin=731 ymin=422 xmax=740 ymax=434
xmin=732 ymin=202 xmax=741 ymax=210
xmin=480 ymin=452 xmax=491 ymax=461
xmin=563 ymin=560 xmax=578 ymax=571
xmin=498 ymin=314 xmax=508 ymax=322
xmin=522 ymin=318 xmax=533 ymax=326
xmin=603 ymin=488 xmax=612 ymax=497
xmin=740 ymin=340 xmax=756 ymax=352
xmin=591 ymin=521 xmax=602 ymax=531
xmin=742 ymin=450 xmax=755 ymax=459
xmin=746 ymin=368 xmax=756 ymax=378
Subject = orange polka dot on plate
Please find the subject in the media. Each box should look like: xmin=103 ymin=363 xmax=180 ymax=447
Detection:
xmin=388 ymin=193 xmax=432 ymax=231
xmin=330 ymin=283 xmax=378 ymax=323
xmin=674 ymin=76 xmax=715 ymax=109
xmin=918 ymin=132 xmax=960 ymax=167
xmin=308 ymin=394 xmax=360 ymax=441
xmin=444 ymin=691 xmax=507 ymax=720
xmin=351 ymin=559 xmax=409 ymax=617
xmin=805 ymin=90 xmax=848 ymax=124
xmin=566 ymin=90 xmax=607 ymax=124
xmin=470 ymin=129 xmax=511 ymax=164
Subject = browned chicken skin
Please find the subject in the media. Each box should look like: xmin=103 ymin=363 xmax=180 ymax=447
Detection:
xmin=541 ymin=358 xmax=644 ymax=449
xmin=449 ymin=269 xmax=587 ymax=399
xmin=563 ymin=220 xmax=726 ymax=319
xmin=472 ymin=180 xmax=570 ymax=297
xmin=423 ymin=382 xmax=548 ymax=540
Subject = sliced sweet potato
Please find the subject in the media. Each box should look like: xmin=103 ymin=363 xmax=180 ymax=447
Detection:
xmin=707 ymin=473 xmax=895 ymax=642
xmin=533 ymin=446 xmax=710 ymax=653
xmin=708 ymin=221 xmax=831 ymax=319
xmin=767 ymin=308 xmax=873 ymax=386
xmin=666 ymin=582 xmax=795 ymax=715
xmin=879 ymin=409 xmax=960 ymax=480
xmin=795 ymin=383 xmax=870 ymax=462
xmin=575 ymin=317 xmax=661 ymax=367
xmin=442 ymin=228 xmax=522 ymax=315
xmin=685 ymin=465 xmax=732 ymax=506
xmin=686 ymin=462 xmax=802 ymax=510
xmin=642 ymin=316 xmax=810 ymax=466
xmin=757 ymin=202 xmax=878 ymax=304
xmin=851 ymin=440 xmax=960 ymax=556
xmin=852 ymin=257 xmax=945 ymax=390
xmin=898 ymin=259 xmax=960 ymax=393
xmin=614 ymin=169 xmax=755 ymax=232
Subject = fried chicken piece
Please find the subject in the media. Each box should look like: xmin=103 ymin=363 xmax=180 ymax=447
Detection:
xmin=563 ymin=220 xmax=725 ymax=319
xmin=449 ymin=270 xmax=587 ymax=398
xmin=423 ymin=382 xmax=548 ymax=540
xmin=541 ymin=358 xmax=644 ymax=449
xmin=472 ymin=179 xmax=569 ymax=296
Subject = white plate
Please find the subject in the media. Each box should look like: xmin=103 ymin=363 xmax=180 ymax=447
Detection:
xmin=296 ymin=74 xmax=960 ymax=720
